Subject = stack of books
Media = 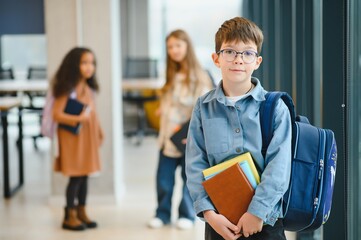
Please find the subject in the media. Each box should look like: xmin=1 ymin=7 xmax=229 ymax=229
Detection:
xmin=202 ymin=152 xmax=260 ymax=225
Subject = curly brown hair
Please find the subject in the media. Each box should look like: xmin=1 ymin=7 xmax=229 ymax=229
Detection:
xmin=215 ymin=17 xmax=264 ymax=54
xmin=51 ymin=47 xmax=99 ymax=98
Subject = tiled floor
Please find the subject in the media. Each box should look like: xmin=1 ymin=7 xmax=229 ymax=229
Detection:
xmin=0 ymin=116 xmax=295 ymax=240
xmin=0 ymin=119 xmax=204 ymax=240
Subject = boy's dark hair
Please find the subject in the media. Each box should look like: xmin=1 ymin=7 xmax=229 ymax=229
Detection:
xmin=52 ymin=47 xmax=99 ymax=98
xmin=215 ymin=17 xmax=264 ymax=54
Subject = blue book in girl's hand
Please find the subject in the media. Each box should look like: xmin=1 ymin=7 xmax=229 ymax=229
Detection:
xmin=59 ymin=98 xmax=86 ymax=134
xmin=170 ymin=121 xmax=190 ymax=154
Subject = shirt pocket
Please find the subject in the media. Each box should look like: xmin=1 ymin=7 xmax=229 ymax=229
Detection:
xmin=203 ymin=118 xmax=229 ymax=154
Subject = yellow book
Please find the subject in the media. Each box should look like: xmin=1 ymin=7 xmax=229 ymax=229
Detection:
xmin=202 ymin=152 xmax=261 ymax=184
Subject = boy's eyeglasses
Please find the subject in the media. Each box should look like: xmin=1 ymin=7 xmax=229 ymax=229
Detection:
xmin=217 ymin=49 xmax=258 ymax=64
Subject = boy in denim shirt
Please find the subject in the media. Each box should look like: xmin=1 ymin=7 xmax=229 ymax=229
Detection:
xmin=185 ymin=17 xmax=292 ymax=240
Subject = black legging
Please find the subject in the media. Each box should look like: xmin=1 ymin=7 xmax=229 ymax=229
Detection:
xmin=66 ymin=176 xmax=88 ymax=208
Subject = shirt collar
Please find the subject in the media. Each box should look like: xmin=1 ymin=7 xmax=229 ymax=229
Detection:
xmin=202 ymin=77 xmax=266 ymax=105
xmin=249 ymin=77 xmax=266 ymax=102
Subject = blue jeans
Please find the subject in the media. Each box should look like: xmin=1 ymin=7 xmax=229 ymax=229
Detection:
xmin=155 ymin=151 xmax=195 ymax=224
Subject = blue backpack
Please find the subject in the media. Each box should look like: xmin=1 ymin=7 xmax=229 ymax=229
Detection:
xmin=259 ymin=91 xmax=337 ymax=232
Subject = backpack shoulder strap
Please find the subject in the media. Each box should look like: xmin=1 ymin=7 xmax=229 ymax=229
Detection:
xmin=260 ymin=91 xmax=296 ymax=158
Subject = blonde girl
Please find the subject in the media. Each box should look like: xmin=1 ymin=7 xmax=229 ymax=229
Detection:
xmin=148 ymin=29 xmax=213 ymax=230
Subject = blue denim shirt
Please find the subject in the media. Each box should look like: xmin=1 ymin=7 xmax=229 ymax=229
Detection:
xmin=185 ymin=77 xmax=291 ymax=226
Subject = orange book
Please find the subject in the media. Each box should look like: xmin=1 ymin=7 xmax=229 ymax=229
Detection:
xmin=202 ymin=163 xmax=255 ymax=225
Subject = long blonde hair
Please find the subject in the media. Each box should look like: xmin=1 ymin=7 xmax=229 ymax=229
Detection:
xmin=162 ymin=29 xmax=209 ymax=95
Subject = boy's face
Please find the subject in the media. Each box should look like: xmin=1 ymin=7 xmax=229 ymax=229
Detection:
xmin=212 ymin=41 xmax=262 ymax=86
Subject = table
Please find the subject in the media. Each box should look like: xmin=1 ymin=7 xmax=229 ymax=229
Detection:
xmin=0 ymin=78 xmax=162 ymax=92
xmin=122 ymin=77 xmax=165 ymax=91
xmin=122 ymin=78 xmax=164 ymax=145
xmin=0 ymin=80 xmax=48 ymax=197
xmin=1 ymin=78 xmax=164 ymax=91
xmin=0 ymin=97 xmax=24 ymax=198
xmin=0 ymin=79 xmax=48 ymax=93
xmin=0 ymin=79 xmax=49 ymax=149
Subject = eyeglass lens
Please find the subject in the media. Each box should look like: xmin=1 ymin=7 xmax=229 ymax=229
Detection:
xmin=222 ymin=50 xmax=257 ymax=63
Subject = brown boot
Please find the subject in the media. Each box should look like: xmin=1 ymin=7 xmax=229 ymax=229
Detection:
xmin=62 ymin=207 xmax=86 ymax=231
xmin=77 ymin=205 xmax=97 ymax=228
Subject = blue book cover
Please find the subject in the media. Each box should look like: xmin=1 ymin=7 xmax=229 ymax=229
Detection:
xmin=238 ymin=161 xmax=258 ymax=189
xmin=59 ymin=98 xmax=86 ymax=134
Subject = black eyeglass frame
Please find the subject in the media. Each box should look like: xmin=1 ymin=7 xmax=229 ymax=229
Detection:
xmin=216 ymin=49 xmax=259 ymax=63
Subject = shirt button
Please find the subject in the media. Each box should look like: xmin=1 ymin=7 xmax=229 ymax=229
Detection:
xmin=235 ymin=128 xmax=240 ymax=133
xmin=236 ymin=148 xmax=241 ymax=153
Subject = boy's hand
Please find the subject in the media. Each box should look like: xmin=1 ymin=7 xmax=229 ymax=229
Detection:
xmin=204 ymin=210 xmax=241 ymax=240
xmin=236 ymin=212 xmax=263 ymax=237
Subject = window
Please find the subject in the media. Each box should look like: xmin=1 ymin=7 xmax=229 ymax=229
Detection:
xmin=347 ymin=0 xmax=361 ymax=238
xmin=149 ymin=0 xmax=241 ymax=83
